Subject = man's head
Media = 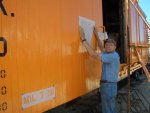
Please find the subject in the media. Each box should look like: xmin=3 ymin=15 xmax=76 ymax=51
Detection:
xmin=104 ymin=39 xmax=116 ymax=52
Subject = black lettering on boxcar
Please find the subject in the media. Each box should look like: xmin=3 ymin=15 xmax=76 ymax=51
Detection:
xmin=0 ymin=0 xmax=7 ymax=15
xmin=0 ymin=37 xmax=7 ymax=57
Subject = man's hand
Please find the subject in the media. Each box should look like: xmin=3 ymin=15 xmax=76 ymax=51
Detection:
xmin=93 ymin=26 xmax=99 ymax=38
xmin=93 ymin=26 xmax=104 ymax=52
xmin=79 ymin=26 xmax=85 ymax=41
xmin=94 ymin=26 xmax=102 ymax=38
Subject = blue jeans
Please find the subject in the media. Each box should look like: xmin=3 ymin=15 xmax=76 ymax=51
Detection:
xmin=100 ymin=82 xmax=118 ymax=113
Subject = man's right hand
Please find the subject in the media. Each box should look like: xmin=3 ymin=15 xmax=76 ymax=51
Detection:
xmin=94 ymin=26 xmax=99 ymax=38
xmin=94 ymin=26 xmax=102 ymax=38
xmin=94 ymin=26 xmax=104 ymax=52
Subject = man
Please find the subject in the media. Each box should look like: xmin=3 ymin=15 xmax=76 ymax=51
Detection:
xmin=79 ymin=26 xmax=120 ymax=113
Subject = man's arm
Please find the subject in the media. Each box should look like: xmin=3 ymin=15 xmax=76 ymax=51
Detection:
xmin=79 ymin=26 xmax=101 ymax=61
xmin=94 ymin=27 xmax=104 ymax=52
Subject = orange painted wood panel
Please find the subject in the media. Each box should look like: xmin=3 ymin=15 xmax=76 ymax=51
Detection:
xmin=0 ymin=0 xmax=103 ymax=112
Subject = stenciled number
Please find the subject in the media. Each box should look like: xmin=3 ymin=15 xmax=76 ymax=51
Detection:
xmin=0 ymin=70 xmax=6 ymax=78
xmin=0 ymin=37 xmax=7 ymax=57
xmin=0 ymin=102 xmax=7 ymax=111
xmin=1 ymin=86 xmax=7 ymax=95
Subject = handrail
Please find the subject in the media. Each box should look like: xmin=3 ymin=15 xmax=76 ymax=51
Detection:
xmin=130 ymin=44 xmax=148 ymax=48
xmin=130 ymin=44 xmax=150 ymax=82
xmin=130 ymin=0 xmax=150 ymax=29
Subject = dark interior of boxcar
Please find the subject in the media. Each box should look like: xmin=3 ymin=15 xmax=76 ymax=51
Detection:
xmin=102 ymin=0 xmax=127 ymax=63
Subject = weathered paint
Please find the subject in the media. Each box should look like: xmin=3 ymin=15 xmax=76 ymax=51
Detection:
xmin=129 ymin=1 xmax=148 ymax=64
xmin=0 ymin=0 xmax=102 ymax=112
xmin=0 ymin=0 xmax=149 ymax=113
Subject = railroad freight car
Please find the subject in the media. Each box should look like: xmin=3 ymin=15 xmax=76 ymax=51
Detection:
xmin=0 ymin=0 xmax=149 ymax=113
xmin=103 ymin=0 xmax=150 ymax=78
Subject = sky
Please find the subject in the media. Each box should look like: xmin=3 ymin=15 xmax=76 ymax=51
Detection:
xmin=139 ymin=0 xmax=150 ymax=24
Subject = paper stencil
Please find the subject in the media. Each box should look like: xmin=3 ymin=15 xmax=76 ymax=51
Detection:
xmin=79 ymin=16 xmax=95 ymax=44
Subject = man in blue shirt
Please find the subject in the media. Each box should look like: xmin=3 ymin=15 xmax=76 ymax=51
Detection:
xmin=80 ymin=26 xmax=120 ymax=113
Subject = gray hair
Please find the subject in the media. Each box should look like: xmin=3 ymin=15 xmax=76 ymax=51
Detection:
xmin=104 ymin=39 xmax=116 ymax=46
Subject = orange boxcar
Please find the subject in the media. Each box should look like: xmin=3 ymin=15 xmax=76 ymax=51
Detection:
xmin=0 ymin=0 xmax=149 ymax=113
